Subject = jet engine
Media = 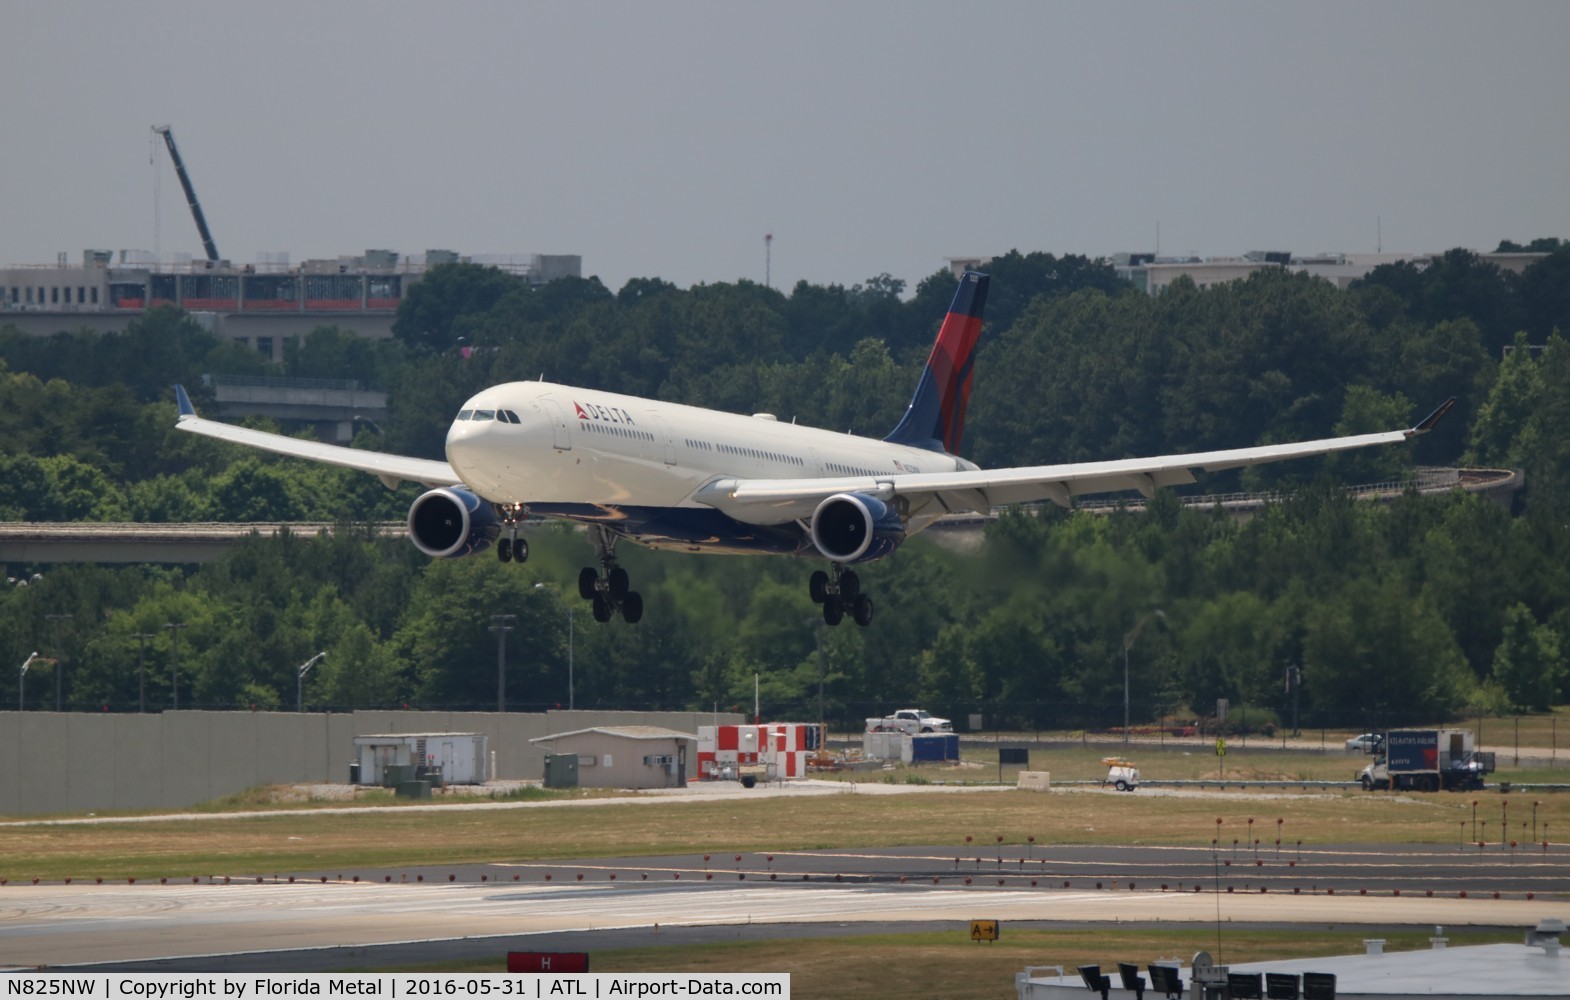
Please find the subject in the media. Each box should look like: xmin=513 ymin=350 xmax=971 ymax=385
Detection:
xmin=809 ymin=492 xmax=905 ymax=564
xmin=406 ymin=487 xmax=501 ymax=558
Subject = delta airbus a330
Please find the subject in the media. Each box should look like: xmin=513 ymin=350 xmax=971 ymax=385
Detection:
xmin=174 ymin=272 xmax=1452 ymax=627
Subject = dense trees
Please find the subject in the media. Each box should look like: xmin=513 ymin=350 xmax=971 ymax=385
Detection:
xmin=0 ymin=244 xmax=1567 ymax=725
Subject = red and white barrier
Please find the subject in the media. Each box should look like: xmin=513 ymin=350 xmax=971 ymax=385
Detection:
xmin=696 ymin=723 xmax=822 ymax=781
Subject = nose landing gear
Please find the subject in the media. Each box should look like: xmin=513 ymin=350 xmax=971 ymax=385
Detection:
xmin=809 ymin=565 xmax=873 ymax=627
xmin=495 ymin=506 xmax=529 ymax=564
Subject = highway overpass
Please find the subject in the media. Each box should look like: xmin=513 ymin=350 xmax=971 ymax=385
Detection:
xmin=0 ymin=468 xmax=1523 ymax=570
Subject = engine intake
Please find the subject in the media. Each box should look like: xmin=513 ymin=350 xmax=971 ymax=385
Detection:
xmin=407 ymin=487 xmax=500 ymax=558
xmin=810 ymin=492 xmax=905 ymax=564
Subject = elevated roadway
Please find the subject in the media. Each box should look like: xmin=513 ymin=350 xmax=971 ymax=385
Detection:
xmin=0 ymin=468 xmax=1522 ymax=569
xmin=0 ymin=521 xmax=405 ymax=568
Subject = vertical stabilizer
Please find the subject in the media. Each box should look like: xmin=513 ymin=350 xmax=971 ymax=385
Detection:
xmin=882 ymin=271 xmax=989 ymax=454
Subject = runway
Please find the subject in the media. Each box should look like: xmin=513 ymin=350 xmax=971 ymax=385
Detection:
xmin=5 ymin=841 xmax=1567 ymax=972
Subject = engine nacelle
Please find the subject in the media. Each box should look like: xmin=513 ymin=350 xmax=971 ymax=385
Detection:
xmin=407 ymin=487 xmax=501 ymax=559
xmin=809 ymin=492 xmax=905 ymax=564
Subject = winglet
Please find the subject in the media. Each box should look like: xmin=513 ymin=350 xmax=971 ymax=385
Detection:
xmin=1406 ymin=396 xmax=1457 ymax=436
xmin=174 ymin=384 xmax=196 ymax=418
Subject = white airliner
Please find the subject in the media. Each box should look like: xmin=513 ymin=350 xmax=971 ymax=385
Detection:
xmin=174 ymin=272 xmax=1453 ymax=627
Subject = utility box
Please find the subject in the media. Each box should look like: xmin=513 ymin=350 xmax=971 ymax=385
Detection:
xmin=354 ymin=732 xmax=487 ymax=786
xmin=543 ymin=752 xmax=580 ymax=789
xmin=395 ymin=780 xmax=431 ymax=800
xmin=381 ymin=763 xmax=414 ymax=788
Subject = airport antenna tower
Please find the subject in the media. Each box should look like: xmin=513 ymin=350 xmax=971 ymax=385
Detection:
xmin=765 ymin=233 xmax=772 ymax=289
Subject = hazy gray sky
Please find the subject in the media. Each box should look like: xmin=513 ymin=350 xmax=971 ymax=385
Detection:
xmin=6 ymin=2 xmax=1568 ymax=293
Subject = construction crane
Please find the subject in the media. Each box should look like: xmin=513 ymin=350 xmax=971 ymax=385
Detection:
xmin=151 ymin=125 xmax=220 ymax=263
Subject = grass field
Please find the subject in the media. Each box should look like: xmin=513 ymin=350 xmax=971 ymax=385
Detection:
xmin=4 ymin=740 xmax=1563 ymax=988
xmin=945 ymin=706 xmax=1570 ymax=764
xmin=4 ymin=771 xmax=1567 ymax=882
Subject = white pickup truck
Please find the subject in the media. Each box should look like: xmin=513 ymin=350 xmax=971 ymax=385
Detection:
xmin=866 ymin=709 xmax=953 ymax=734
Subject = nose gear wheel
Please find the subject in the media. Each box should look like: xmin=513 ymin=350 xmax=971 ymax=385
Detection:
xmin=495 ymin=506 xmax=529 ymax=564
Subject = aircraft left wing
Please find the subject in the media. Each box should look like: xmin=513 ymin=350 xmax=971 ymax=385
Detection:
xmin=172 ymin=385 xmax=461 ymax=489
xmin=702 ymin=397 xmax=1457 ymax=522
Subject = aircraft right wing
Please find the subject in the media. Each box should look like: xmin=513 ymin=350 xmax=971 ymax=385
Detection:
xmin=172 ymin=385 xmax=461 ymax=490
xmin=701 ymin=397 xmax=1457 ymax=522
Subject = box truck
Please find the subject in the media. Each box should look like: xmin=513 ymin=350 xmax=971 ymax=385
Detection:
xmin=1357 ymin=729 xmax=1494 ymax=791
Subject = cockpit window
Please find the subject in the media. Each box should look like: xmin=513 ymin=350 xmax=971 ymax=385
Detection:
xmin=472 ymin=409 xmax=496 ymax=421
xmin=502 ymin=410 xmax=520 ymax=423
xmin=457 ymin=410 xmax=473 ymax=421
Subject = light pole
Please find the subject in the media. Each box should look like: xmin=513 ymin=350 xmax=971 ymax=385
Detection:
xmin=18 ymin=651 xmax=51 ymax=711
xmin=1123 ymin=610 xmax=1166 ymax=746
xmin=163 ymin=622 xmax=187 ymax=710
xmin=535 ymin=583 xmax=575 ymax=710
xmin=489 ymin=614 xmax=516 ymax=713
xmin=296 ymin=651 xmax=327 ymax=712
xmin=805 ymin=616 xmax=827 ymax=729
xmin=45 ymin=613 xmax=72 ymax=711
xmin=132 ymin=633 xmax=155 ymax=712
xmin=1285 ymin=663 xmax=1302 ymax=738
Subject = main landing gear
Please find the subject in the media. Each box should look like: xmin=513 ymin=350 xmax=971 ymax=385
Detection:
xmin=495 ymin=506 xmax=529 ymax=564
xmin=577 ymin=525 xmax=643 ymax=624
xmin=809 ymin=564 xmax=874 ymax=627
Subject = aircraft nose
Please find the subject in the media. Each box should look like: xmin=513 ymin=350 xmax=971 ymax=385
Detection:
xmin=444 ymin=419 xmax=483 ymax=472
xmin=444 ymin=406 xmax=504 ymax=479
xmin=444 ymin=402 xmax=549 ymax=500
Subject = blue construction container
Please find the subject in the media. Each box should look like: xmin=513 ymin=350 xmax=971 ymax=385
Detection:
xmin=911 ymin=733 xmax=960 ymax=762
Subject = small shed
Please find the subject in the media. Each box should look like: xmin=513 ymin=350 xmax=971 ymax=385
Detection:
xmin=530 ymin=726 xmax=695 ymax=789
xmin=353 ymin=732 xmax=487 ymax=786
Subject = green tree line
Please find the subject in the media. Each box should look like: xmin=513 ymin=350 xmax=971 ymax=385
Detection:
xmin=0 ymin=245 xmax=1567 ymax=726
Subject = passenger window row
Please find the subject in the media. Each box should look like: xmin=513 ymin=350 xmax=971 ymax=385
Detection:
xmin=826 ymin=461 xmax=886 ymax=477
xmin=584 ymin=423 xmax=655 ymax=443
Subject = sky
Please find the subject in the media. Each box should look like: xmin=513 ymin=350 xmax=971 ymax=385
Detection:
xmin=5 ymin=2 xmax=1569 ymax=295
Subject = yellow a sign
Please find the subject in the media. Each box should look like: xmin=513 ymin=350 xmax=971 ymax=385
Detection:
xmin=970 ymin=919 xmax=1000 ymax=942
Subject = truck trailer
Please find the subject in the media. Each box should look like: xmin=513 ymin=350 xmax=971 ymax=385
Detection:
xmin=1357 ymin=729 xmax=1494 ymax=791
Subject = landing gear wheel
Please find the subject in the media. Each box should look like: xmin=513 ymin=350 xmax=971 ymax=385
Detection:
xmin=839 ymin=570 xmax=860 ymax=598
xmin=497 ymin=541 xmax=513 ymax=563
xmin=808 ymin=570 xmax=829 ymax=604
xmin=621 ymin=592 xmax=644 ymax=624
xmin=851 ymin=593 xmax=874 ymax=627
xmin=823 ymin=596 xmax=845 ymax=626
xmin=592 ymin=593 xmax=613 ymax=623
xmin=511 ymin=537 xmax=529 ymax=563
xmin=608 ymin=566 xmax=630 ymax=600
xmin=579 ymin=568 xmax=599 ymax=601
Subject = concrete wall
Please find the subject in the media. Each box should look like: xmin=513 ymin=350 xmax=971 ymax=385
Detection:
xmin=0 ymin=708 xmax=739 ymax=816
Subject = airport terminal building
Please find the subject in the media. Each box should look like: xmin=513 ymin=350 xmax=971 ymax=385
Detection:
xmin=0 ymin=248 xmax=581 ymax=360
